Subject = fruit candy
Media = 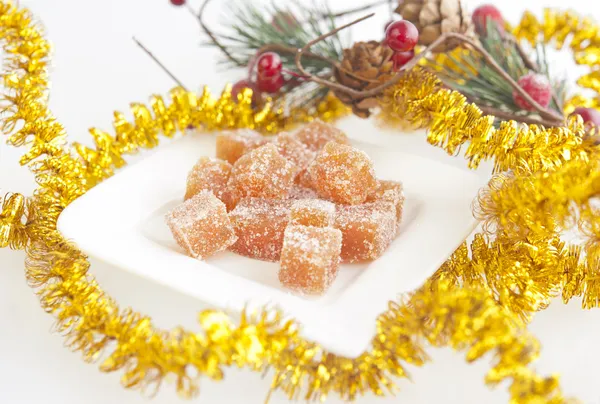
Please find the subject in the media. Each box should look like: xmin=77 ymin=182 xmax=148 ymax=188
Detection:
xmin=288 ymin=185 xmax=318 ymax=200
xmin=184 ymin=157 xmax=232 ymax=201
xmin=290 ymin=199 xmax=336 ymax=227
xmin=228 ymin=198 xmax=292 ymax=261
xmin=294 ymin=169 xmax=314 ymax=189
xmin=334 ymin=201 xmax=397 ymax=262
xmin=366 ymin=180 xmax=405 ymax=222
xmin=308 ymin=141 xmax=377 ymax=205
xmin=220 ymin=188 xmax=240 ymax=212
xmin=274 ymin=132 xmax=316 ymax=175
xmin=166 ymin=190 xmax=237 ymax=259
xmin=227 ymin=143 xmax=295 ymax=200
xmin=294 ymin=119 xmax=349 ymax=151
xmin=278 ymin=225 xmax=342 ymax=295
xmin=216 ymin=129 xmax=268 ymax=164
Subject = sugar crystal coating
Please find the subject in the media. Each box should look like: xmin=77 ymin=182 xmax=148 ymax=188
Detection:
xmin=220 ymin=188 xmax=240 ymax=212
xmin=334 ymin=201 xmax=396 ymax=262
xmin=227 ymin=143 xmax=295 ymax=200
xmin=184 ymin=157 xmax=232 ymax=201
xmin=278 ymin=225 xmax=342 ymax=295
xmin=228 ymin=198 xmax=292 ymax=261
xmin=290 ymin=199 xmax=336 ymax=227
xmin=216 ymin=129 xmax=268 ymax=164
xmin=166 ymin=190 xmax=237 ymax=259
xmin=289 ymin=185 xmax=318 ymax=200
xmin=294 ymin=119 xmax=349 ymax=151
xmin=366 ymin=180 xmax=405 ymax=223
xmin=308 ymin=141 xmax=377 ymax=205
xmin=294 ymin=169 xmax=315 ymax=189
xmin=274 ymin=132 xmax=316 ymax=176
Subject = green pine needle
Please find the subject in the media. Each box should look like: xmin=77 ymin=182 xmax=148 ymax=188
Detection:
xmin=205 ymin=1 xmax=348 ymax=112
xmin=433 ymin=21 xmax=567 ymax=124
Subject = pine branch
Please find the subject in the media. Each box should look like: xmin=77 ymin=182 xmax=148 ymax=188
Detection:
xmin=432 ymin=21 xmax=567 ymax=127
xmin=195 ymin=0 xmax=352 ymax=112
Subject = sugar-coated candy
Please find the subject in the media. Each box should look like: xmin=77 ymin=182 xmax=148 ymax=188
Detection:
xmin=184 ymin=157 xmax=232 ymax=201
xmin=308 ymin=141 xmax=377 ymax=205
xmin=229 ymin=198 xmax=292 ymax=261
xmin=334 ymin=201 xmax=397 ymax=262
xmin=288 ymin=185 xmax=318 ymax=200
xmin=278 ymin=225 xmax=342 ymax=295
xmin=294 ymin=169 xmax=314 ymax=189
xmin=294 ymin=119 xmax=349 ymax=151
xmin=227 ymin=143 xmax=295 ymax=200
xmin=166 ymin=190 xmax=237 ymax=259
xmin=366 ymin=180 xmax=405 ymax=222
xmin=220 ymin=188 xmax=240 ymax=212
xmin=274 ymin=132 xmax=316 ymax=175
xmin=290 ymin=199 xmax=336 ymax=227
xmin=216 ymin=129 xmax=268 ymax=164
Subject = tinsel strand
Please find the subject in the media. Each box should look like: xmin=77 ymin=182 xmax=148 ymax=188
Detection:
xmin=0 ymin=1 xmax=593 ymax=401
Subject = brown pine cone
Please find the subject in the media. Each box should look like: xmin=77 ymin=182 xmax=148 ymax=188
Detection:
xmin=396 ymin=0 xmax=473 ymax=52
xmin=333 ymin=41 xmax=395 ymax=118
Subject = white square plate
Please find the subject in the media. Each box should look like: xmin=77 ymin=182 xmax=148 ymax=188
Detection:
xmin=57 ymin=126 xmax=481 ymax=358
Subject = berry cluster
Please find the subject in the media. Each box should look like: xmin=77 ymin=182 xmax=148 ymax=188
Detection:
xmin=384 ymin=20 xmax=419 ymax=71
xmin=231 ymin=51 xmax=285 ymax=103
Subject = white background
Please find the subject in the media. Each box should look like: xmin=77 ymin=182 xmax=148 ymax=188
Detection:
xmin=2 ymin=0 xmax=600 ymax=403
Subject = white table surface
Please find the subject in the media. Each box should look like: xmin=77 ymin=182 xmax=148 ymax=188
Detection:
xmin=2 ymin=0 xmax=600 ymax=403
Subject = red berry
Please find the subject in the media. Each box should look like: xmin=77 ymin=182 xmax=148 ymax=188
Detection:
xmin=231 ymin=79 xmax=261 ymax=105
xmin=256 ymin=52 xmax=283 ymax=78
xmin=392 ymin=50 xmax=415 ymax=70
xmin=572 ymin=107 xmax=600 ymax=126
xmin=513 ymin=73 xmax=552 ymax=111
xmin=257 ymin=73 xmax=285 ymax=93
xmin=384 ymin=20 xmax=395 ymax=33
xmin=385 ymin=20 xmax=419 ymax=52
xmin=472 ymin=4 xmax=504 ymax=35
xmin=169 ymin=0 xmax=186 ymax=6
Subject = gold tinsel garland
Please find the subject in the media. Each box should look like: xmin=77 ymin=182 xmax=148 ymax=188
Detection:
xmin=0 ymin=1 xmax=598 ymax=401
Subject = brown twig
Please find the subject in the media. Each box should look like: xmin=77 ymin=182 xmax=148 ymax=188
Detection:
xmin=477 ymin=104 xmax=564 ymax=127
xmin=194 ymin=0 xmax=244 ymax=67
xmin=509 ymin=36 xmax=564 ymax=114
xmin=295 ymin=13 xmax=376 ymax=95
xmin=457 ymin=37 xmax=564 ymax=123
xmin=296 ymin=17 xmax=565 ymax=125
xmin=510 ymin=38 xmax=539 ymax=71
xmin=257 ymin=44 xmax=340 ymax=67
xmin=132 ymin=37 xmax=188 ymax=90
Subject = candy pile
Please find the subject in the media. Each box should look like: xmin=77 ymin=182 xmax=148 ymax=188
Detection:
xmin=166 ymin=120 xmax=405 ymax=295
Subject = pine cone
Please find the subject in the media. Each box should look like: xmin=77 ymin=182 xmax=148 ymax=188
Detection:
xmin=333 ymin=41 xmax=394 ymax=118
xmin=396 ymin=0 xmax=473 ymax=52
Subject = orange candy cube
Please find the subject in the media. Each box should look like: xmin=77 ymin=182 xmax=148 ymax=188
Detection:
xmin=334 ymin=201 xmax=397 ymax=263
xmin=184 ymin=157 xmax=232 ymax=201
xmin=166 ymin=190 xmax=237 ymax=259
xmin=308 ymin=141 xmax=377 ymax=205
xmin=290 ymin=199 xmax=336 ymax=227
xmin=278 ymin=225 xmax=342 ymax=295
xmin=216 ymin=129 xmax=268 ymax=164
xmin=294 ymin=169 xmax=315 ymax=189
xmin=295 ymin=119 xmax=349 ymax=151
xmin=274 ymin=132 xmax=316 ymax=175
xmin=366 ymin=180 xmax=405 ymax=223
xmin=228 ymin=198 xmax=292 ymax=261
xmin=227 ymin=143 xmax=295 ymax=200
xmin=289 ymin=185 xmax=318 ymax=200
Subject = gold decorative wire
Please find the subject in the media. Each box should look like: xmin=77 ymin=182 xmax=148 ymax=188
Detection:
xmin=1 ymin=1 xmax=598 ymax=402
